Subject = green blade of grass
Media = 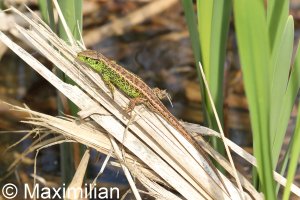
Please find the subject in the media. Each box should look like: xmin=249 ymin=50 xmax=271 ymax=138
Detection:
xmin=57 ymin=0 xmax=82 ymax=115
xmin=38 ymin=0 xmax=55 ymax=30
xmin=233 ymin=0 xmax=275 ymax=198
xmin=56 ymin=0 xmax=83 ymax=185
xmin=267 ymin=0 xmax=289 ymax=51
xmin=58 ymin=0 xmax=82 ymax=42
xmin=197 ymin=0 xmax=213 ymax=79
xmin=196 ymin=0 xmax=231 ymax=159
xmin=196 ymin=0 xmax=231 ymax=122
xmin=181 ymin=0 xmax=209 ymax=125
xmin=181 ymin=0 xmax=201 ymax=67
xmin=272 ymin=40 xmax=300 ymax=166
xmin=282 ymin=103 xmax=300 ymax=200
xmin=276 ymin=144 xmax=291 ymax=194
xmin=270 ymin=40 xmax=300 ymax=195
xmin=269 ymin=16 xmax=294 ymax=161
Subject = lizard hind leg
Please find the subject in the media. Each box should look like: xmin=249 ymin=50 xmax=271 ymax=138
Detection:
xmin=125 ymin=97 xmax=148 ymax=114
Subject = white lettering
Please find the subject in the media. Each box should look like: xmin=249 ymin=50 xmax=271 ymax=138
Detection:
xmin=66 ymin=187 xmax=83 ymax=199
xmin=22 ymin=183 xmax=119 ymax=199
xmin=110 ymin=187 xmax=119 ymax=199
xmin=98 ymin=187 xmax=108 ymax=199
xmin=24 ymin=183 xmax=38 ymax=199
xmin=40 ymin=187 xmax=51 ymax=199
xmin=52 ymin=187 xmax=61 ymax=199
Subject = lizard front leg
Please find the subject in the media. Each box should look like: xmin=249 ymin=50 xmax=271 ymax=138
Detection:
xmin=125 ymin=96 xmax=159 ymax=117
xmin=102 ymin=74 xmax=116 ymax=99
xmin=125 ymin=97 xmax=148 ymax=113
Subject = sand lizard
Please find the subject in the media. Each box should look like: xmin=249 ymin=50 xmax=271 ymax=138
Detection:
xmin=76 ymin=50 xmax=227 ymax=193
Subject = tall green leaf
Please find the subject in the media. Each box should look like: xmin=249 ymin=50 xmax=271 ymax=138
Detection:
xmin=57 ymin=0 xmax=83 ymax=185
xmin=276 ymin=42 xmax=300 ymax=198
xmin=269 ymin=17 xmax=294 ymax=165
xmin=58 ymin=0 xmax=82 ymax=42
xmin=267 ymin=0 xmax=289 ymax=51
xmin=197 ymin=0 xmax=231 ymax=122
xmin=196 ymin=0 xmax=231 ymax=156
xmin=233 ymin=0 xmax=275 ymax=198
xmin=38 ymin=0 xmax=55 ymax=30
xmin=283 ymin=97 xmax=300 ymax=199
xmin=181 ymin=0 xmax=209 ymax=124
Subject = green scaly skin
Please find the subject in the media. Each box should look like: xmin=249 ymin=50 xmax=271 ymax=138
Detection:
xmin=77 ymin=54 xmax=142 ymax=98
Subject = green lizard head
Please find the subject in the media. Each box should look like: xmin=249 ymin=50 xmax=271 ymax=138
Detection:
xmin=76 ymin=54 xmax=86 ymax=62
xmin=77 ymin=50 xmax=104 ymax=73
xmin=77 ymin=50 xmax=97 ymax=62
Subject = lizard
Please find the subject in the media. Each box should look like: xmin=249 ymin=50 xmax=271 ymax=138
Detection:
xmin=76 ymin=50 xmax=228 ymax=194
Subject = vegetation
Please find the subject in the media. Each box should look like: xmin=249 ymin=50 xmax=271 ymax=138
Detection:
xmin=182 ymin=1 xmax=300 ymax=199
xmin=38 ymin=0 xmax=83 ymax=185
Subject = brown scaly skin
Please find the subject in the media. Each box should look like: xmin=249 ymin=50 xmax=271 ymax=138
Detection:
xmin=77 ymin=50 xmax=228 ymax=194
